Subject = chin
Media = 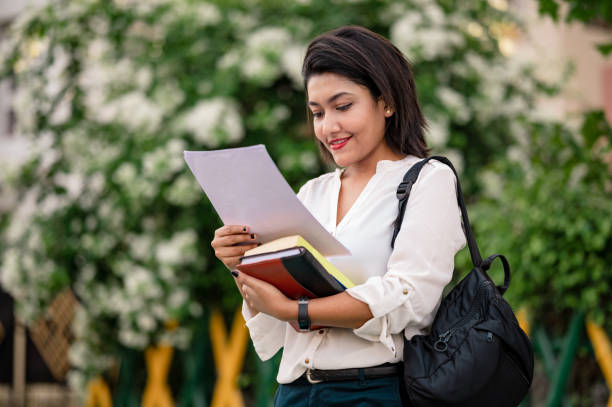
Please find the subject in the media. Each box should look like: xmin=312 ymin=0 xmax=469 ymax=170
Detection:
xmin=331 ymin=154 xmax=353 ymax=168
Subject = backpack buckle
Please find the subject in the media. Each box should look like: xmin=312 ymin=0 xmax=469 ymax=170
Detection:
xmin=396 ymin=180 xmax=413 ymax=200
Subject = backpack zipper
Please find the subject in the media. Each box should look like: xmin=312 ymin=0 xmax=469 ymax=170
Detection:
xmin=433 ymin=280 xmax=491 ymax=352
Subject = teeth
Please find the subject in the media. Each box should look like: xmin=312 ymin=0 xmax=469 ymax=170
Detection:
xmin=331 ymin=138 xmax=349 ymax=145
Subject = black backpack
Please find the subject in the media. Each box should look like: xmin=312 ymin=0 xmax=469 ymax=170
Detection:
xmin=393 ymin=156 xmax=534 ymax=407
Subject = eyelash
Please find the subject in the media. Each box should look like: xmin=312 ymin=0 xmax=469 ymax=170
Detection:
xmin=312 ymin=103 xmax=352 ymax=118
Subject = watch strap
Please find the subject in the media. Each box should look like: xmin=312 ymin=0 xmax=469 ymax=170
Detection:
xmin=297 ymin=296 xmax=310 ymax=331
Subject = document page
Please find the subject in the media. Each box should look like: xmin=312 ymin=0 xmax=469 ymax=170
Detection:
xmin=184 ymin=145 xmax=350 ymax=257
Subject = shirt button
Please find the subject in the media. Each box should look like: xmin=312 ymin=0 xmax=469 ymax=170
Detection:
xmin=305 ymin=358 xmax=310 ymax=364
xmin=403 ymin=288 xmax=408 ymax=295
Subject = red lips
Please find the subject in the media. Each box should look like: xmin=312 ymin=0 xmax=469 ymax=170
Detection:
xmin=329 ymin=136 xmax=351 ymax=150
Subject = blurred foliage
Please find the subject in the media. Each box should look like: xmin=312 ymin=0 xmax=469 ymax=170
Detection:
xmin=0 ymin=0 xmax=567 ymax=393
xmin=537 ymin=0 xmax=612 ymax=55
xmin=458 ymin=111 xmax=612 ymax=334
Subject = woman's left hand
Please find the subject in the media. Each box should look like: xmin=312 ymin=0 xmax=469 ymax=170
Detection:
xmin=234 ymin=272 xmax=295 ymax=321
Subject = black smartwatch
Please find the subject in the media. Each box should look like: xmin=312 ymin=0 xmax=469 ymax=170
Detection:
xmin=297 ymin=296 xmax=310 ymax=331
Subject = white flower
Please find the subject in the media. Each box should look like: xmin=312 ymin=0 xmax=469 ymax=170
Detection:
xmin=100 ymin=91 xmax=163 ymax=132
xmin=48 ymin=91 xmax=72 ymax=125
xmin=217 ymin=49 xmax=241 ymax=70
xmin=67 ymin=370 xmax=87 ymax=397
xmin=5 ymin=187 xmax=39 ymax=244
xmin=135 ymin=67 xmax=153 ymax=90
xmin=299 ymin=151 xmax=318 ymax=172
xmin=481 ymin=170 xmax=503 ymax=199
xmin=281 ymin=44 xmax=307 ymax=87
xmin=124 ymin=266 xmax=162 ymax=299
xmin=194 ymin=3 xmax=221 ymax=25
xmin=390 ymin=13 xmax=422 ymax=61
xmin=12 ymin=87 xmax=37 ymax=132
xmin=168 ymin=288 xmax=188 ymax=308
xmin=156 ymin=230 xmax=197 ymax=265
xmin=247 ymin=27 xmax=291 ymax=55
xmin=68 ymin=341 xmax=88 ymax=368
xmin=165 ymin=173 xmax=202 ymax=206
xmin=54 ymin=172 xmax=85 ymax=199
xmin=0 ymin=248 xmax=21 ymax=295
xmin=85 ymin=37 xmax=112 ymax=61
xmin=114 ymin=163 xmax=137 ymax=185
xmin=128 ymin=234 xmax=154 ymax=261
xmin=241 ymin=54 xmax=280 ymax=85
xmin=39 ymin=194 xmax=69 ymax=216
xmin=137 ymin=313 xmax=157 ymax=332
xmin=425 ymin=116 xmax=449 ymax=147
xmin=437 ymin=87 xmax=470 ymax=123
xmin=178 ymin=98 xmax=244 ymax=146
xmin=189 ymin=302 xmax=203 ymax=317
xmin=439 ymin=149 xmax=464 ymax=174
xmin=152 ymin=80 xmax=184 ymax=111
xmin=118 ymin=329 xmax=148 ymax=349
xmin=507 ymin=145 xmax=527 ymax=163
xmin=424 ymin=3 xmax=445 ymax=26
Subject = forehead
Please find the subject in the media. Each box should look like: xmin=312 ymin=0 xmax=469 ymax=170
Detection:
xmin=306 ymin=73 xmax=368 ymax=102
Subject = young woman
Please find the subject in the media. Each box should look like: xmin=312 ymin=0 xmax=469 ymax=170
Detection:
xmin=211 ymin=26 xmax=466 ymax=406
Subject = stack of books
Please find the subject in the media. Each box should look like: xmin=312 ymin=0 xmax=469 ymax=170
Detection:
xmin=237 ymin=235 xmax=354 ymax=300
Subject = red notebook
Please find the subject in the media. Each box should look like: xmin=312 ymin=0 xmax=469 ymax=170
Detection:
xmin=237 ymin=244 xmax=353 ymax=331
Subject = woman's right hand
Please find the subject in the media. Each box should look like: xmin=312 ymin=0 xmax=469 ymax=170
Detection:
xmin=211 ymin=225 xmax=259 ymax=270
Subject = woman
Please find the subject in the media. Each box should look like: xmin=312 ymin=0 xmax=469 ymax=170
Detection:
xmin=211 ymin=26 xmax=466 ymax=406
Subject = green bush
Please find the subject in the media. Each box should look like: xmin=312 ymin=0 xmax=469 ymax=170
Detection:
xmin=465 ymin=112 xmax=612 ymax=333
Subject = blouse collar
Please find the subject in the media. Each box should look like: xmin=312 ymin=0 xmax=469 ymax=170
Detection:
xmin=333 ymin=155 xmax=418 ymax=180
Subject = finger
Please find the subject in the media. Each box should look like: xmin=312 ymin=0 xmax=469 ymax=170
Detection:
xmin=215 ymin=225 xmax=250 ymax=237
xmin=213 ymin=233 xmax=258 ymax=249
xmin=215 ymin=244 xmax=258 ymax=259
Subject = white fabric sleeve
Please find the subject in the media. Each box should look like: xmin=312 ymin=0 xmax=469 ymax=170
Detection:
xmin=242 ymin=301 xmax=286 ymax=361
xmin=346 ymin=163 xmax=466 ymax=352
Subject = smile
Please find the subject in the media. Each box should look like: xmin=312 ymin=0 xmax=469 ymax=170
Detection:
xmin=329 ymin=136 xmax=352 ymax=150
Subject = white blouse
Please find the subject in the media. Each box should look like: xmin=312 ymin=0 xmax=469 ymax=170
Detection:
xmin=242 ymin=155 xmax=466 ymax=384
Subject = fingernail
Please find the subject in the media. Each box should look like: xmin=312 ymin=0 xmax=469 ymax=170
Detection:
xmin=250 ymin=233 xmax=254 ymax=239
xmin=243 ymin=227 xmax=247 ymax=232
xmin=231 ymin=270 xmax=239 ymax=277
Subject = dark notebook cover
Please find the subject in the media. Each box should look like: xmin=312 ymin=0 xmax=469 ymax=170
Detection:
xmin=236 ymin=247 xmax=345 ymax=299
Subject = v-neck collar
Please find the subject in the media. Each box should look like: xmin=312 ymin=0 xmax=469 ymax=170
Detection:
xmin=331 ymin=155 xmax=417 ymax=232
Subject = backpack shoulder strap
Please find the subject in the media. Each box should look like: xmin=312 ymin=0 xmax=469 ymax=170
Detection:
xmin=391 ymin=156 xmax=483 ymax=269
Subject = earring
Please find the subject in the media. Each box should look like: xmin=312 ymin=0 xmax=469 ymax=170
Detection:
xmin=386 ymin=109 xmax=392 ymax=115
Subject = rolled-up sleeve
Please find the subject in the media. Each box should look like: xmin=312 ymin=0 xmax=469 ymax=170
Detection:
xmin=242 ymin=302 xmax=286 ymax=360
xmin=346 ymin=163 xmax=466 ymax=351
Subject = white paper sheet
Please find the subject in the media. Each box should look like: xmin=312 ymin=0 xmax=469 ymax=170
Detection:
xmin=184 ymin=145 xmax=350 ymax=256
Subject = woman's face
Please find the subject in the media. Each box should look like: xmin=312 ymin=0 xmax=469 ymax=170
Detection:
xmin=307 ymin=72 xmax=394 ymax=171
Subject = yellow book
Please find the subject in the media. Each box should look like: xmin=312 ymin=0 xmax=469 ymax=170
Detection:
xmin=243 ymin=235 xmax=354 ymax=289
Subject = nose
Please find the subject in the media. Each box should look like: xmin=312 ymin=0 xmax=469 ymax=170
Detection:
xmin=320 ymin=112 xmax=341 ymax=138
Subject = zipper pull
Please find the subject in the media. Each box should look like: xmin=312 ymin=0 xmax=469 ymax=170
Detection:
xmin=433 ymin=330 xmax=451 ymax=352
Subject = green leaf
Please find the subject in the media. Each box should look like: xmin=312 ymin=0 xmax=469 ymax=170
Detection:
xmin=538 ymin=0 xmax=559 ymax=21
xmin=596 ymin=42 xmax=612 ymax=56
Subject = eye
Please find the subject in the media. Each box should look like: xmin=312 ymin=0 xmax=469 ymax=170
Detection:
xmin=311 ymin=111 xmax=322 ymax=119
xmin=337 ymin=103 xmax=352 ymax=111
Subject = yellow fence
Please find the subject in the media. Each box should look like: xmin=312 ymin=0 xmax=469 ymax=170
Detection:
xmin=87 ymin=308 xmax=611 ymax=407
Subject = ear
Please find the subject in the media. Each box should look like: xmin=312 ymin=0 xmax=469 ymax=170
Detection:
xmin=378 ymin=97 xmax=394 ymax=117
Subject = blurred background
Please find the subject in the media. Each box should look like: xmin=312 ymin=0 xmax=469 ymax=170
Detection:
xmin=0 ymin=0 xmax=610 ymax=406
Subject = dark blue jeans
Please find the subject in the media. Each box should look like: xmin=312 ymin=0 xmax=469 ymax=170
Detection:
xmin=274 ymin=375 xmax=406 ymax=407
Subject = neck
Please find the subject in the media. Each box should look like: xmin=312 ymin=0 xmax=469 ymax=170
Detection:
xmin=343 ymin=149 xmax=406 ymax=180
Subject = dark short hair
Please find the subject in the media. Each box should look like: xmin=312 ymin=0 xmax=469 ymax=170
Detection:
xmin=302 ymin=25 xmax=429 ymax=162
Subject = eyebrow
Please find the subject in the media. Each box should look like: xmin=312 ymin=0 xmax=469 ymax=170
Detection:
xmin=308 ymin=92 xmax=353 ymax=107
